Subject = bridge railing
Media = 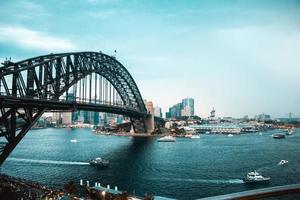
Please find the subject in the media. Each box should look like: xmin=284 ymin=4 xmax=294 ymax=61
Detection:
xmin=198 ymin=183 xmax=300 ymax=200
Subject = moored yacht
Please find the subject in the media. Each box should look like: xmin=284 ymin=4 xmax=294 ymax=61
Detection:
xmin=243 ymin=171 xmax=270 ymax=184
xmin=157 ymin=135 xmax=176 ymax=142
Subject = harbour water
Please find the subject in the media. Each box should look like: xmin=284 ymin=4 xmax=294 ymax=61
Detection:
xmin=1 ymin=128 xmax=300 ymax=199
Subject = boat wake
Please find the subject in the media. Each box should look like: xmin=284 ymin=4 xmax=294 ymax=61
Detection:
xmin=7 ymin=157 xmax=89 ymax=166
xmin=148 ymin=177 xmax=243 ymax=184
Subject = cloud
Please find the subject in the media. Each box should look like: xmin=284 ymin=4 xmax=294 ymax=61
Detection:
xmin=0 ymin=25 xmax=76 ymax=52
xmin=0 ymin=0 xmax=48 ymax=20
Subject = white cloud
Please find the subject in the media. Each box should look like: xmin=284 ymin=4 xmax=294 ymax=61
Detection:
xmin=0 ymin=25 xmax=76 ymax=51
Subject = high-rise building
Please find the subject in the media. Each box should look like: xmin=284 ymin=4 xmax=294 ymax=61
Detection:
xmin=117 ymin=115 xmax=124 ymax=124
xmin=89 ymin=112 xmax=100 ymax=125
xmin=154 ymin=106 xmax=162 ymax=117
xmin=66 ymin=93 xmax=78 ymax=123
xmin=166 ymin=97 xmax=195 ymax=118
xmin=62 ymin=112 xmax=72 ymax=125
xmin=83 ymin=111 xmax=90 ymax=123
xmin=52 ymin=112 xmax=62 ymax=125
xmin=182 ymin=97 xmax=194 ymax=117
xmin=144 ymin=100 xmax=154 ymax=114
xmin=256 ymin=113 xmax=271 ymax=121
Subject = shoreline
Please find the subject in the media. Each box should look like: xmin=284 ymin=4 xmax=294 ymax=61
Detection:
xmin=0 ymin=173 xmax=65 ymax=199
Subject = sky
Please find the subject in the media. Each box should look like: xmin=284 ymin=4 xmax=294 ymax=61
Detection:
xmin=0 ymin=0 xmax=299 ymax=118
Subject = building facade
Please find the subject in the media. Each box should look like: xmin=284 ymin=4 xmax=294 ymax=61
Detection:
xmin=154 ymin=106 xmax=162 ymax=117
xmin=144 ymin=100 xmax=154 ymax=114
xmin=166 ymin=97 xmax=195 ymax=118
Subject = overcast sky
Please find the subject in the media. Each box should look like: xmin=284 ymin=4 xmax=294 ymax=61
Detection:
xmin=0 ymin=0 xmax=299 ymax=118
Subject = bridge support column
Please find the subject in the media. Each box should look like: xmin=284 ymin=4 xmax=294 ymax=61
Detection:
xmin=144 ymin=114 xmax=154 ymax=134
xmin=130 ymin=115 xmax=154 ymax=134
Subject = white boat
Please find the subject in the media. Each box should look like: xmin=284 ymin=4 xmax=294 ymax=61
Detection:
xmin=157 ymin=135 xmax=176 ymax=142
xmin=259 ymin=132 xmax=262 ymax=136
xmin=243 ymin=171 xmax=270 ymax=184
xmin=278 ymin=160 xmax=288 ymax=165
xmin=190 ymin=135 xmax=200 ymax=139
xmin=228 ymin=134 xmax=233 ymax=137
xmin=89 ymin=157 xmax=109 ymax=168
xmin=286 ymin=129 xmax=293 ymax=135
xmin=185 ymin=134 xmax=193 ymax=138
xmin=70 ymin=139 xmax=78 ymax=143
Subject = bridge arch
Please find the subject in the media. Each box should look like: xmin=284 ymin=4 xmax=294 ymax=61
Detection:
xmin=0 ymin=51 xmax=153 ymax=165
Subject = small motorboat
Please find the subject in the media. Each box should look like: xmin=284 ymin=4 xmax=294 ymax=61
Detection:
xmin=89 ymin=157 xmax=109 ymax=168
xmin=228 ymin=134 xmax=233 ymax=137
xmin=185 ymin=134 xmax=193 ymax=138
xmin=190 ymin=135 xmax=200 ymax=139
xmin=243 ymin=171 xmax=270 ymax=184
xmin=157 ymin=135 xmax=176 ymax=142
xmin=278 ymin=160 xmax=289 ymax=165
xmin=286 ymin=129 xmax=293 ymax=135
xmin=272 ymin=134 xmax=285 ymax=139
xmin=70 ymin=139 xmax=78 ymax=143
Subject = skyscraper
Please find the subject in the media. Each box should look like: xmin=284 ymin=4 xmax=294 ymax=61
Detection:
xmin=166 ymin=97 xmax=195 ymax=118
xmin=182 ymin=97 xmax=194 ymax=117
xmin=66 ymin=93 xmax=78 ymax=123
xmin=144 ymin=100 xmax=154 ymax=114
xmin=154 ymin=106 xmax=162 ymax=117
xmin=62 ymin=112 xmax=72 ymax=125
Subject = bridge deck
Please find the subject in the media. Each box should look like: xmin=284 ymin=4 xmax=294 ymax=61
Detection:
xmin=0 ymin=95 xmax=148 ymax=118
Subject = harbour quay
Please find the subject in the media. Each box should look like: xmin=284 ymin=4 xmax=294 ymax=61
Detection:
xmin=190 ymin=123 xmax=272 ymax=134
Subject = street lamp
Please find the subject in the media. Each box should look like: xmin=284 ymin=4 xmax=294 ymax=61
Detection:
xmin=101 ymin=191 xmax=106 ymax=200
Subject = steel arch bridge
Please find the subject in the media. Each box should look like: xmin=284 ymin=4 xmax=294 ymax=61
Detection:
xmin=0 ymin=51 xmax=154 ymax=165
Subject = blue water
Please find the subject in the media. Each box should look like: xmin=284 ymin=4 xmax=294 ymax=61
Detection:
xmin=1 ymin=128 xmax=300 ymax=199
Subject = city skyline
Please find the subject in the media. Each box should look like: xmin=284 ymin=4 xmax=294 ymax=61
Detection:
xmin=0 ymin=0 xmax=299 ymax=118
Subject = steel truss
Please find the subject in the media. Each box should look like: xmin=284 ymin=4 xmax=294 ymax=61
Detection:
xmin=0 ymin=51 xmax=149 ymax=165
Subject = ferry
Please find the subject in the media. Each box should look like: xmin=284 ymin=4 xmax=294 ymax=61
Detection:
xmin=157 ymin=135 xmax=176 ymax=142
xmin=89 ymin=157 xmax=109 ymax=168
xmin=243 ymin=171 xmax=270 ymax=184
xmin=272 ymin=133 xmax=285 ymax=139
